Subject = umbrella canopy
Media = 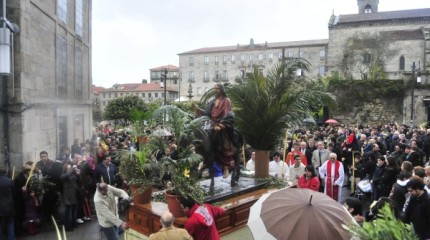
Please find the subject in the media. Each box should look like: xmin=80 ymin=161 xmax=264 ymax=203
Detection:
xmin=303 ymin=117 xmax=316 ymax=125
xmin=248 ymin=188 xmax=353 ymax=240
xmin=99 ymin=120 xmax=110 ymax=126
xmin=325 ymin=119 xmax=339 ymax=124
xmin=174 ymin=96 xmax=189 ymax=102
xmin=151 ymin=128 xmax=172 ymax=137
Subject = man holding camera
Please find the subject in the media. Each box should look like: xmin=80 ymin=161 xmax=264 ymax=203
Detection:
xmin=94 ymin=182 xmax=130 ymax=240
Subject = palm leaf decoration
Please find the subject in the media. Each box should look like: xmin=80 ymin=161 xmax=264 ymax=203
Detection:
xmin=225 ymin=60 xmax=335 ymax=151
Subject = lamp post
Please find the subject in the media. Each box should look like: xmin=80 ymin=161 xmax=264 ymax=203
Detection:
xmin=410 ymin=61 xmax=421 ymax=126
xmin=0 ymin=0 xmax=19 ymax=173
xmin=162 ymin=68 xmax=167 ymax=105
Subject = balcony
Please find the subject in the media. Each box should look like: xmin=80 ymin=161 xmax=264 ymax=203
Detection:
xmin=221 ymin=77 xmax=229 ymax=82
xmin=212 ymin=77 xmax=220 ymax=82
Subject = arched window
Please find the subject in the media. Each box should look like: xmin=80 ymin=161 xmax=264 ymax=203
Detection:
xmin=399 ymin=56 xmax=405 ymax=71
xmin=365 ymin=4 xmax=372 ymax=13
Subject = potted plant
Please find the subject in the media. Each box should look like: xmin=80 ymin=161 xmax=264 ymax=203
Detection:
xmin=116 ymin=142 xmax=157 ymax=204
xmin=152 ymin=105 xmax=207 ymax=217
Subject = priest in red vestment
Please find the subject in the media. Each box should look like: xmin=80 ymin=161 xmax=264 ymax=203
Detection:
xmin=318 ymin=152 xmax=344 ymax=202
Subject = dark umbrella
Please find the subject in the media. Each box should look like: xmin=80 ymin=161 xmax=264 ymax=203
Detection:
xmin=248 ymin=188 xmax=354 ymax=240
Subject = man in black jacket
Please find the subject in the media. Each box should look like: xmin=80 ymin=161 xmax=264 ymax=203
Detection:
xmin=404 ymin=179 xmax=430 ymax=240
xmin=0 ymin=165 xmax=15 ymax=240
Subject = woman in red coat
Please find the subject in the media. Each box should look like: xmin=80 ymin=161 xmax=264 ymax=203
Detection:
xmin=298 ymin=165 xmax=320 ymax=191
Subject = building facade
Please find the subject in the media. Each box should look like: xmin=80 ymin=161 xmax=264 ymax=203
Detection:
xmin=95 ymin=83 xmax=178 ymax=113
xmin=178 ymin=0 xmax=430 ymax=125
xmin=178 ymin=39 xmax=328 ymax=99
xmin=2 ymin=0 xmax=93 ymax=167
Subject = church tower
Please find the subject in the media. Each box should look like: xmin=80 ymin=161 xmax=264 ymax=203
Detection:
xmin=357 ymin=0 xmax=379 ymax=14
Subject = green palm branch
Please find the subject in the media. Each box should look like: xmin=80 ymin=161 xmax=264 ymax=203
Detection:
xmin=226 ymin=60 xmax=335 ymax=151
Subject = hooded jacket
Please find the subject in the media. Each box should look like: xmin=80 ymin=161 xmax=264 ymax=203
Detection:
xmin=185 ymin=203 xmax=225 ymax=240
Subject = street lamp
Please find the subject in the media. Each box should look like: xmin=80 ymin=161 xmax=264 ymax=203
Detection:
xmin=162 ymin=68 xmax=168 ymax=105
xmin=0 ymin=0 xmax=20 ymax=173
xmin=410 ymin=61 xmax=421 ymax=126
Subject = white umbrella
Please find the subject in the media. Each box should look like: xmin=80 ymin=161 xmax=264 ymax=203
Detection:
xmin=152 ymin=129 xmax=172 ymax=137
xmin=174 ymin=96 xmax=189 ymax=102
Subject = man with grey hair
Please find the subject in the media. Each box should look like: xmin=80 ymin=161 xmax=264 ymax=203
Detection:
xmin=319 ymin=152 xmax=345 ymax=202
xmin=94 ymin=182 xmax=129 ymax=240
xmin=149 ymin=211 xmax=192 ymax=240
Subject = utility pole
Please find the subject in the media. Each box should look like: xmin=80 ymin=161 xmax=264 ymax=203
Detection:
xmin=162 ymin=68 xmax=168 ymax=105
xmin=410 ymin=62 xmax=416 ymax=125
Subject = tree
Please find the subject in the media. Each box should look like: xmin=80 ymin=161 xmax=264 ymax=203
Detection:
xmin=103 ymin=95 xmax=147 ymax=126
xmin=202 ymin=60 xmax=335 ymax=177
xmin=342 ymin=32 xmax=398 ymax=80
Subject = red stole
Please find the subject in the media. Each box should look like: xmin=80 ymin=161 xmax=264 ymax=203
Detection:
xmin=326 ymin=160 xmax=340 ymax=201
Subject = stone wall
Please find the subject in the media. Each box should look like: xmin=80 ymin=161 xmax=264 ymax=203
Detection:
xmin=332 ymin=96 xmax=403 ymax=126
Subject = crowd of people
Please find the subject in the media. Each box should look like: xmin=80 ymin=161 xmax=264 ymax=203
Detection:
xmin=244 ymin=123 xmax=430 ymax=239
xmin=2 ymin=117 xmax=430 ymax=239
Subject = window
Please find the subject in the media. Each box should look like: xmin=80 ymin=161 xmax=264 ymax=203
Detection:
xmin=75 ymin=0 xmax=83 ymax=36
xmin=204 ymin=71 xmax=209 ymax=81
xmin=188 ymin=71 xmax=194 ymax=81
xmin=108 ymin=93 xmax=111 ymax=98
xmin=154 ymin=93 xmax=158 ymax=98
xmin=74 ymin=114 xmax=84 ymax=142
xmin=197 ymin=87 xmax=202 ymax=95
xmin=57 ymin=36 xmax=67 ymax=98
xmin=204 ymin=87 xmax=208 ymax=93
xmin=320 ymin=50 xmax=325 ymax=60
xmin=231 ymin=55 xmax=236 ymax=64
xmin=258 ymin=53 xmax=264 ymax=62
xmin=215 ymin=70 xmax=219 ymax=80
xmin=204 ymin=56 xmax=209 ymax=65
xmin=189 ymin=56 xmax=194 ymax=66
xmin=399 ymin=56 xmax=405 ymax=71
xmin=148 ymin=93 xmax=152 ymax=98
xmin=365 ymin=4 xmax=372 ymax=13
xmin=215 ymin=56 xmax=219 ymax=65
xmin=268 ymin=52 xmax=273 ymax=62
xmin=249 ymin=54 xmax=253 ymax=63
xmin=240 ymin=70 xmax=245 ymax=78
xmin=120 ymin=93 xmax=123 ymax=96
xmin=319 ymin=66 xmax=325 ymax=76
xmin=223 ymin=55 xmax=227 ymax=64
xmin=222 ymin=70 xmax=228 ymax=81
xmin=299 ymin=51 xmax=304 ymax=58
xmin=75 ymin=48 xmax=83 ymax=100
xmin=240 ymin=55 xmax=245 ymax=63
xmin=141 ymin=93 xmax=145 ymax=97
xmin=103 ymin=102 xmax=106 ymax=106
xmin=58 ymin=0 xmax=68 ymax=23
xmin=278 ymin=52 xmax=283 ymax=60
xmin=114 ymin=93 xmax=118 ymax=97
xmin=161 ymin=93 xmax=165 ymax=98
xmin=363 ymin=53 xmax=372 ymax=64
xmin=57 ymin=116 xmax=67 ymax=152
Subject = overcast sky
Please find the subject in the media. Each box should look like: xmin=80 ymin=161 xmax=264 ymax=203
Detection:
xmin=92 ymin=0 xmax=429 ymax=88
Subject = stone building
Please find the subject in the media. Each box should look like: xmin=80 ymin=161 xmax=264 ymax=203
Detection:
xmin=1 ymin=0 xmax=93 ymax=167
xmin=95 ymin=82 xmax=178 ymax=113
xmin=178 ymin=39 xmax=328 ymax=99
xmin=178 ymin=0 xmax=430 ymax=125
xmin=327 ymin=0 xmax=430 ymax=125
